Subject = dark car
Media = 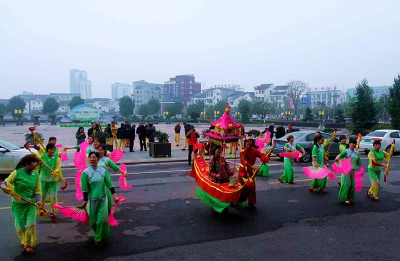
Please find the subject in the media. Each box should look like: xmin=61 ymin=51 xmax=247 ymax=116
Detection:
xmin=273 ymin=131 xmax=340 ymax=163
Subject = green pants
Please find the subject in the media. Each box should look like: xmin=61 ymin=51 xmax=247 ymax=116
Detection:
xmin=257 ymin=164 xmax=270 ymax=177
xmin=368 ymin=168 xmax=381 ymax=197
xmin=310 ymin=177 xmax=327 ymax=190
xmin=87 ymin=197 xmax=110 ymax=242
xmin=12 ymin=202 xmax=37 ymax=247
xmin=41 ymin=180 xmax=59 ymax=212
xmin=280 ymin=157 xmax=294 ymax=183
xmin=338 ymin=170 xmax=355 ymax=202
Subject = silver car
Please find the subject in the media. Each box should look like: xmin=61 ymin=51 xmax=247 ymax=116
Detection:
xmin=0 ymin=139 xmax=36 ymax=174
xmin=272 ymin=131 xmax=341 ymax=163
xmin=359 ymin=129 xmax=400 ymax=154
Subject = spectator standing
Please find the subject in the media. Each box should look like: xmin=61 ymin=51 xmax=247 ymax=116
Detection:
xmin=110 ymin=122 xmax=118 ymax=148
xmin=174 ymin=122 xmax=181 ymax=146
xmin=127 ymin=124 xmax=136 ymax=152
xmin=268 ymin=123 xmax=275 ymax=144
xmin=286 ymin=124 xmax=299 ymax=134
xmin=125 ymin=121 xmax=131 ymax=148
xmin=75 ymin=127 xmax=86 ymax=152
xmin=182 ymin=123 xmax=191 ymax=151
xmin=187 ymin=126 xmax=199 ymax=165
xmin=276 ymin=123 xmax=286 ymax=139
xmin=147 ymin=123 xmax=156 ymax=143
xmin=88 ymin=123 xmax=99 ymax=137
xmin=116 ymin=123 xmax=127 ymax=151
xmin=136 ymin=122 xmax=147 ymax=151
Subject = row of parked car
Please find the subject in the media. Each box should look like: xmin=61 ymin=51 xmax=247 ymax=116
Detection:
xmin=1 ymin=129 xmax=399 ymax=174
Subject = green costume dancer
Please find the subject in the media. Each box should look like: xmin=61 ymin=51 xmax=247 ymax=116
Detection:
xmin=367 ymin=140 xmax=390 ymax=201
xmin=1 ymin=155 xmax=41 ymax=254
xmin=80 ymin=152 xmax=119 ymax=245
xmin=309 ymin=138 xmax=327 ymax=192
xmin=278 ymin=135 xmax=304 ymax=184
xmin=336 ymin=139 xmax=362 ymax=205
xmin=39 ymin=144 xmax=62 ymax=222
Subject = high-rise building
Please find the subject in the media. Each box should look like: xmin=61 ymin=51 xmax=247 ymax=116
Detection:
xmin=163 ymin=74 xmax=201 ymax=106
xmin=70 ymin=69 xmax=92 ymax=99
xmin=111 ymin=83 xmax=133 ymax=99
xmin=132 ymin=80 xmax=163 ymax=113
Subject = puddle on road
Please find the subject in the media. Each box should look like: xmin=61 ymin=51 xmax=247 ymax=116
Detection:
xmin=122 ymin=225 xmax=161 ymax=237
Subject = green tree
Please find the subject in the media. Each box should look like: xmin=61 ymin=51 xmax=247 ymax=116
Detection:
xmin=119 ymin=96 xmax=135 ymax=119
xmin=251 ymin=101 xmax=270 ymax=119
xmin=238 ymin=99 xmax=252 ymax=123
xmin=165 ymin=101 xmax=184 ymax=116
xmin=387 ymin=75 xmax=400 ymax=129
xmin=214 ymin=100 xmax=228 ymax=113
xmin=303 ymin=107 xmax=314 ymax=122
xmin=350 ymin=79 xmax=377 ymax=133
xmin=205 ymin=105 xmax=216 ymax=118
xmin=147 ymin=99 xmax=161 ymax=115
xmin=187 ymin=101 xmax=204 ymax=121
xmin=335 ymin=108 xmax=344 ymax=123
xmin=8 ymin=95 xmax=26 ymax=117
xmin=0 ymin=103 xmax=7 ymax=117
xmin=69 ymin=96 xmax=85 ymax=109
xmin=138 ymin=104 xmax=151 ymax=120
xmin=42 ymin=98 xmax=59 ymax=115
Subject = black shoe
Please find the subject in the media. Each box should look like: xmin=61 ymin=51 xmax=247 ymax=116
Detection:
xmin=145 ymin=149 xmax=147 ymax=151
xmin=181 ymin=148 xmax=186 ymax=151
xmin=247 ymin=204 xmax=256 ymax=210
xmin=140 ymin=149 xmax=143 ymax=151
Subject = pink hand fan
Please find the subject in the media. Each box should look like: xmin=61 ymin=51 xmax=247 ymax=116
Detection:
xmin=79 ymin=141 xmax=89 ymax=154
xmin=279 ymin=150 xmax=301 ymax=162
xmin=331 ymin=158 xmax=352 ymax=174
xmin=303 ymin=166 xmax=332 ymax=179
xmin=118 ymin=164 xmax=132 ymax=190
xmin=255 ymin=131 xmax=271 ymax=153
xmin=107 ymin=196 xmax=126 ymax=226
xmin=110 ymin=149 xmax=124 ymax=163
xmin=60 ymin=152 xmax=69 ymax=162
xmin=54 ymin=204 xmax=89 ymax=225
xmin=355 ymin=167 xmax=364 ymax=193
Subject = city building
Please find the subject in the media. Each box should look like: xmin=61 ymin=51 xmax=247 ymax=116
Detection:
xmin=346 ymin=86 xmax=390 ymax=101
xmin=305 ymin=87 xmax=345 ymax=108
xmin=133 ymin=80 xmax=163 ymax=113
xmin=268 ymin=85 xmax=290 ymax=108
xmin=254 ymin=83 xmax=275 ymax=101
xmin=163 ymin=74 xmax=201 ymax=106
xmin=69 ymin=69 xmax=92 ymax=99
xmin=210 ymin=84 xmax=244 ymax=92
xmin=227 ymin=91 xmax=256 ymax=108
xmin=111 ymin=83 xmax=133 ymax=99
xmin=190 ymin=87 xmax=236 ymax=107
xmin=49 ymin=93 xmax=81 ymax=102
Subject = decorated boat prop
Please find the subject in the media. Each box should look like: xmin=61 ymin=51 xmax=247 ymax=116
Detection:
xmin=191 ymin=105 xmax=257 ymax=213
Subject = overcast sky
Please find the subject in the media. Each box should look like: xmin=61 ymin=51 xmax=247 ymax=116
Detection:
xmin=0 ymin=0 xmax=399 ymax=98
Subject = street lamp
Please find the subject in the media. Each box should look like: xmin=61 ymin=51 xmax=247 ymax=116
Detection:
xmin=201 ymin=111 xmax=206 ymax=120
xmin=235 ymin=111 xmax=240 ymax=119
xmin=318 ymin=110 xmax=325 ymax=121
xmin=284 ymin=110 xmax=291 ymax=121
xmin=163 ymin=111 xmax=169 ymax=124
xmin=14 ymin=109 xmax=23 ymax=126
xmin=214 ymin=110 xmax=220 ymax=121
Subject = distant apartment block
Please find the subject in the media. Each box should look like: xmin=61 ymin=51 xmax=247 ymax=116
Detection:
xmin=163 ymin=74 xmax=201 ymax=106
xmin=254 ymin=83 xmax=275 ymax=101
xmin=305 ymin=87 xmax=345 ymax=108
xmin=133 ymin=80 xmax=163 ymax=112
xmin=346 ymin=86 xmax=390 ymax=101
xmin=190 ymin=87 xmax=236 ymax=107
xmin=111 ymin=83 xmax=133 ymax=99
xmin=70 ymin=69 xmax=92 ymax=99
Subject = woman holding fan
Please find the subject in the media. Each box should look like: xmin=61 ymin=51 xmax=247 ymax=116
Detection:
xmin=367 ymin=139 xmax=390 ymax=202
xmin=309 ymin=135 xmax=328 ymax=193
xmin=278 ymin=135 xmax=305 ymax=184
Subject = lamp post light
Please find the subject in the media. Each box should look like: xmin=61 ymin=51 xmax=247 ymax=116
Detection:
xmin=201 ymin=111 xmax=206 ymax=120
xmin=235 ymin=111 xmax=240 ymax=119
xmin=163 ymin=111 xmax=169 ymax=124
xmin=284 ymin=110 xmax=291 ymax=121
xmin=14 ymin=109 xmax=23 ymax=126
xmin=214 ymin=110 xmax=220 ymax=121
xmin=318 ymin=110 xmax=325 ymax=121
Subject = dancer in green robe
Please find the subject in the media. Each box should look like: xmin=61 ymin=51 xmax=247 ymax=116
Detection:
xmin=1 ymin=155 xmax=41 ymax=254
xmin=367 ymin=139 xmax=390 ymax=201
xmin=309 ymin=135 xmax=327 ymax=193
xmin=79 ymin=152 xmax=120 ymax=246
xmin=36 ymin=136 xmax=61 ymax=157
xmin=278 ymin=134 xmax=305 ymax=184
xmin=39 ymin=143 xmax=62 ymax=223
xmin=339 ymin=135 xmax=347 ymax=153
xmin=335 ymin=139 xmax=362 ymax=205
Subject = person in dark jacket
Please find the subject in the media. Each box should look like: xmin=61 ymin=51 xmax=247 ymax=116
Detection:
xmin=276 ymin=123 xmax=286 ymax=139
xmin=127 ymin=124 xmax=136 ymax=152
xmin=75 ymin=127 xmax=86 ymax=152
xmin=136 ymin=122 xmax=147 ymax=151
xmin=116 ymin=123 xmax=127 ymax=151
xmin=268 ymin=123 xmax=275 ymax=145
xmin=187 ymin=126 xmax=199 ymax=165
xmin=147 ymin=123 xmax=156 ymax=143
xmin=182 ymin=123 xmax=192 ymax=150
xmin=88 ymin=122 xmax=100 ymax=137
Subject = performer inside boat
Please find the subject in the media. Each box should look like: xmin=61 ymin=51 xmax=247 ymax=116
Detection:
xmin=209 ymin=147 xmax=235 ymax=183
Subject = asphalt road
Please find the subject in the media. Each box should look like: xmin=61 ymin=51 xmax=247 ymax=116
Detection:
xmin=1 ymin=154 xmax=400 ymax=261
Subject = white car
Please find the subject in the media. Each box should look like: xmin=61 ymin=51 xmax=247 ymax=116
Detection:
xmin=0 ymin=139 xmax=36 ymax=175
xmin=359 ymin=129 xmax=400 ymax=154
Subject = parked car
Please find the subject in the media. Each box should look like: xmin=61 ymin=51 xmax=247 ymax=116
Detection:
xmin=0 ymin=139 xmax=35 ymax=175
xmin=273 ymin=131 xmax=340 ymax=163
xmin=359 ymin=129 xmax=400 ymax=154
